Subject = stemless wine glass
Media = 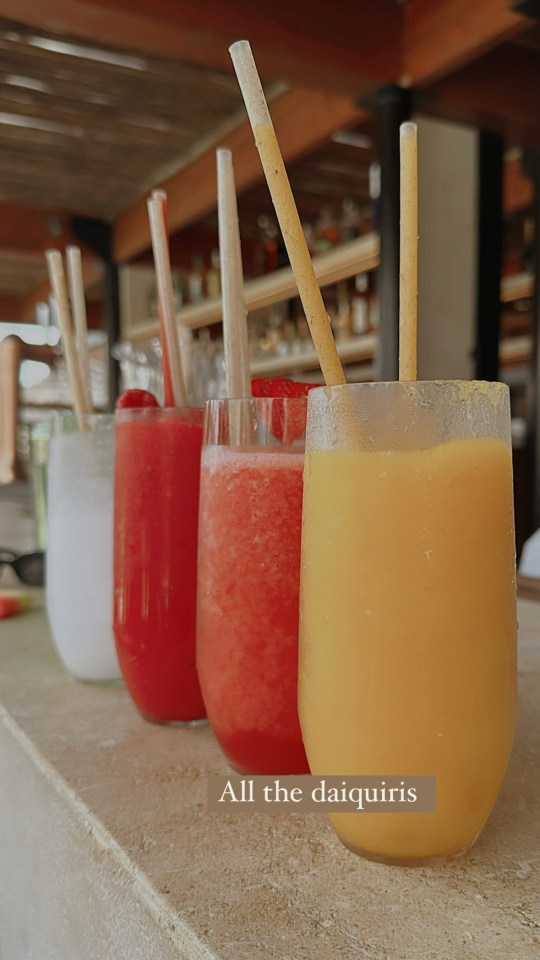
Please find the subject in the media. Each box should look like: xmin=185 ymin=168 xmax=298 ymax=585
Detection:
xmin=299 ymin=381 xmax=517 ymax=865
xmin=114 ymin=406 xmax=206 ymax=725
xmin=197 ymin=397 xmax=310 ymax=774
xmin=46 ymin=413 xmax=121 ymax=683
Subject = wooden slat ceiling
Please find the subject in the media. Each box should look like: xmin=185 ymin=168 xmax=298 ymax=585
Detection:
xmin=0 ymin=249 xmax=47 ymax=295
xmin=0 ymin=15 xmax=376 ymax=300
xmin=0 ymin=17 xmax=247 ymax=218
xmin=0 ymin=2 xmax=536 ymax=309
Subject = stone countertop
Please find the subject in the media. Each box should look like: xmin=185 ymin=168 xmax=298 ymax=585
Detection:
xmin=0 ymin=601 xmax=539 ymax=960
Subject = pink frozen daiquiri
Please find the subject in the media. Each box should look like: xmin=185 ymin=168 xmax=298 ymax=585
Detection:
xmin=197 ymin=383 xmax=313 ymax=774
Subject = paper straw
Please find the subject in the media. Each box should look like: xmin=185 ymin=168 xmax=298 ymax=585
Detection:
xmin=45 ymin=249 xmax=91 ymax=429
xmin=229 ymin=40 xmax=345 ymax=387
xmin=66 ymin=246 xmax=93 ymax=412
xmin=151 ymin=190 xmax=175 ymax=407
xmin=217 ymin=148 xmax=252 ymax=399
xmin=147 ymin=198 xmax=187 ymax=407
xmin=399 ymin=122 xmax=418 ymax=382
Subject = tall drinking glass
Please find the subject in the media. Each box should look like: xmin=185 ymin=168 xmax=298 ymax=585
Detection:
xmin=197 ymin=397 xmax=309 ymax=774
xmin=46 ymin=414 xmax=121 ymax=682
xmin=299 ymin=381 xmax=517 ymax=865
xmin=114 ymin=407 xmax=205 ymax=724
xmin=30 ymin=420 xmax=51 ymax=551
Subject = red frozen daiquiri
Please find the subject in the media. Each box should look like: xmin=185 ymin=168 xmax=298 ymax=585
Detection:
xmin=197 ymin=380 xmax=315 ymax=773
xmin=114 ymin=390 xmax=206 ymax=724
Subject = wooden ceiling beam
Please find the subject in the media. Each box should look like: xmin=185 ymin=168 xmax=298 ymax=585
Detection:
xmin=0 ymin=293 xmax=24 ymax=320
xmin=0 ymin=0 xmax=401 ymax=98
xmin=417 ymin=45 xmax=540 ymax=147
xmin=0 ymin=203 xmax=102 ymax=272
xmin=1 ymin=0 xmax=537 ymax=274
xmin=0 ymin=203 xmax=74 ymax=252
xmin=20 ymin=252 xmax=103 ymax=324
xmin=504 ymin=154 xmax=533 ymax=215
xmin=403 ymin=0 xmax=531 ymax=86
xmin=113 ymin=88 xmax=365 ymax=263
xmin=1 ymin=0 xmax=532 ymax=97
xmin=0 ymin=203 xmax=105 ymax=320
xmin=20 ymin=280 xmax=52 ymax=322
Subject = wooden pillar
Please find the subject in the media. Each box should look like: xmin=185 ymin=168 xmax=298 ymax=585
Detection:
xmin=475 ymin=130 xmax=504 ymax=381
xmin=415 ymin=116 xmax=478 ymax=381
xmin=364 ymin=86 xmax=412 ymax=382
xmin=102 ymin=262 xmax=121 ymax=408
xmin=524 ymin=151 xmax=540 ymax=532
xmin=72 ymin=217 xmax=120 ymax=409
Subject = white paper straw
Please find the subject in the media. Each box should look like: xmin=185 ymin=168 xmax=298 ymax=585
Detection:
xmin=147 ymin=198 xmax=188 ymax=407
xmin=66 ymin=246 xmax=93 ymax=412
xmin=217 ymin=148 xmax=251 ymax=399
xmin=45 ymin=249 xmax=90 ymax=429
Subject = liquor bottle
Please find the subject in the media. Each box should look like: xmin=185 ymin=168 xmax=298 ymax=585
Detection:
xmin=206 ymin=249 xmax=221 ymax=299
xmin=338 ymin=198 xmax=361 ymax=243
xmin=351 ymin=273 xmax=369 ymax=336
xmin=187 ymin=254 xmax=205 ymax=303
xmin=369 ymin=162 xmax=381 ymax=235
xmin=314 ymin=206 xmax=338 ymax=255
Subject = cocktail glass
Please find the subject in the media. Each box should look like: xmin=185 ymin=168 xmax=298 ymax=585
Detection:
xmin=299 ymin=380 xmax=517 ymax=865
xmin=29 ymin=419 xmax=52 ymax=551
xmin=46 ymin=413 xmax=121 ymax=683
xmin=114 ymin=406 xmax=206 ymax=725
xmin=197 ymin=396 xmax=310 ymax=774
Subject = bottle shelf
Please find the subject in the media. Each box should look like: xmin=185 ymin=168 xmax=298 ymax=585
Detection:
xmin=128 ymin=237 xmax=533 ymax=379
xmin=130 ymin=244 xmax=531 ymax=341
xmin=250 ymin=333 xmax=377 ymax=377
xmin=501 ymin=272 xmax=533 ymax=303
xmin=500 ymin=335 xmax=532 ymax=365
xmin=131 ymin=233 xmax=380 ymax=341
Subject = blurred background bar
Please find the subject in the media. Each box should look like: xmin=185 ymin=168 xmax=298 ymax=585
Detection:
xmin=0 ymin=0 xmax=539 ymax=554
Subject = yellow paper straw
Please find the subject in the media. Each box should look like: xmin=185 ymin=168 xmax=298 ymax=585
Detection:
xmin=229 ymin=40 xmax=345 ymax=387
xmin=217 ymin=148 xmax=252 ymax=399
xmin=399 ymin=122 xmax=418 ymax=382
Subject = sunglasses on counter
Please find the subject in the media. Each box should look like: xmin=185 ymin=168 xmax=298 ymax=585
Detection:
xmin=0 ymin=548 xmax=45 ymax=587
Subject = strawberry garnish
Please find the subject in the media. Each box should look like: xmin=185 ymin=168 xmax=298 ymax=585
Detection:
xmin=251 ymin=378 xmax=318 ymax=443
xmin=251 ymin=377 xmax=318 ymax=400
xmin=0 ymin=592 xmax=33 ymax=619
xmin=115 ymin=389 xmax=160 ymax=410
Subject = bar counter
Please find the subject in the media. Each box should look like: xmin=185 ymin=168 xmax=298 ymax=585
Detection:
xmin=0 ymin=600 xmax=539 ymax=959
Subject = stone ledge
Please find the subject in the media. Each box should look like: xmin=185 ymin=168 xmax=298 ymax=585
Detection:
xmin=0 ymin=604 xmax=539 ymax=960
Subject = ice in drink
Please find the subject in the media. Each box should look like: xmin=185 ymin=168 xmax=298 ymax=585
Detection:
xmin=114 ymin=407 xmax=205 ymax=724
xmin=197 ymin=397 xmax=309 ymax=774
xmin=46 ymin=414 xmax=120 ymax=682
xmin=299 ymin=381 xmax=517 ymax=864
